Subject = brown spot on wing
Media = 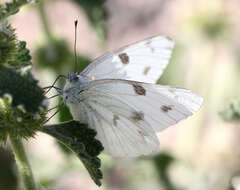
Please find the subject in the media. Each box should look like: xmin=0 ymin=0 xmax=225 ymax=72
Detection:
xmin=161 ymin=105 xmax=173 ymax=112
xmin=143 ymin=66 xmax=151 ymax=75
xmin=132 ymin=83 xmax=146 ymax=96
xmin=166 ymin=36 xmax=173 ymax=41
xmin=168 ymin=88 xmax=175 ymax=93
xmin=137 ymin=130 xmax=148 ymax=137
xmin=145 ymin=40 xmax=154 ymax=53
xmin=132 ymin=111 xmax=144 ymax=121
xmin=118 ymin=53 xmax=129 ymax=64
xmin=113 ymin=115 xmax=120 ymax=126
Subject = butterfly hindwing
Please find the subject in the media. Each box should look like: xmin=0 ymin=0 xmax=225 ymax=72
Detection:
xmin=68 ymin=79 xmax=203 ymax=157
xmin=82 ymin=100 xmax=159 ymax=157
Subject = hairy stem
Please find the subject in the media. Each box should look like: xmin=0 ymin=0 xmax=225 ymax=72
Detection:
xmin=9 ymin=136 xmax=37 ymax=190
xmin=38 ymin=0 xmax=54 ymax=41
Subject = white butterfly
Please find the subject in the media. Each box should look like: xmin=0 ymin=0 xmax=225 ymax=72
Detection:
xmin=60 ymin=35 xmax=203 ymax=157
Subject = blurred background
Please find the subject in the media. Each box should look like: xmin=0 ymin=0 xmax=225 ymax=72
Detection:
xmin=7 ymin=0 xmax=240 ymax=189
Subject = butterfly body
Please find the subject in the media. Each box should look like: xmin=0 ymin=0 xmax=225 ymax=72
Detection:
xmin=60 ymin=36 xmax=203 ymax=157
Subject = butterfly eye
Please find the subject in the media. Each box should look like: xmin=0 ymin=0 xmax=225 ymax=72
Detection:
xmin=68 ymin=72 xmax=79 ymax=82
xmin=72 ymin=75 xmax=78 ymax=81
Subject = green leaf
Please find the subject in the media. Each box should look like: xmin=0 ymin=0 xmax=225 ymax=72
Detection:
xmin=41 ymin=120 xmax=104 ymax=186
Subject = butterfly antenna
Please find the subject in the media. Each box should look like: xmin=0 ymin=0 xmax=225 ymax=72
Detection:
xmin=74 ymin=19 xmax=78 ymax=73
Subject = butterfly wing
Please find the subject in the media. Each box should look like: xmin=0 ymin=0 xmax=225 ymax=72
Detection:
xmin=66 ymin=79 xmax=203 ymax=157
xmin=81 ymin=36 xmax=174 ymax=83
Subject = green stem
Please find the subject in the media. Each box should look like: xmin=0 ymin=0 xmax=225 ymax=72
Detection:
xmin=38 ymin=0 xmax=54 ymax=41
xmin=9 ymin=136 xmax=37 ymax=190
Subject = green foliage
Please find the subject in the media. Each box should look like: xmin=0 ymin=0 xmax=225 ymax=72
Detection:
xmin=219 ymin=100 xmax=240 ymax=121
xmin=0 ymin=0 xmax=36 ymax=21
xmin=0 ymin=23 xmax=17 ymax=66
xmin=0 ymin=146 xmax=18 ymax=190
xmin=58 ymin=105 xmax=73 ymax=122
xmin=158 ymin=43 xmax=185 ymax=86
xmin=0 ymin=21 xmax=31 ymax=68
xmin=8 ymin=41 xmax=32 ymax=67
xmin=0 ymin=67 xmax=47 ymax=142
xmin=190 ymin=11 xmax=230 ymax=40
xmin=153 ymin=152 xmax=176 ymax=190
xmin=0 ymin=14 xmax=47 ymax=143
xmin=41 ymin=120 xmax=104 ymax=186
xmin=35 ymin=39 xmax=72 ymax=72
xmin=35 ymin=38 xmax=90 ymax=73
xmin=0 ymin=67 xmax=46 ymax=113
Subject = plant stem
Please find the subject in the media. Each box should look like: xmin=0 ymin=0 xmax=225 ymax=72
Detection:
xmin=9 ymin=136 xmax=37 ymax=190
xmin=38 ymin=0 xmax=54 ymax=41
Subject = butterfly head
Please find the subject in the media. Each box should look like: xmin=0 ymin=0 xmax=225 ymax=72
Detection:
xmin=62 ymin=72 xmax=88 ymax=105
xmin=67 ymin=72 xmax=88 ymax=84
xmin=68 ymin=72 xmax=79 ymax=83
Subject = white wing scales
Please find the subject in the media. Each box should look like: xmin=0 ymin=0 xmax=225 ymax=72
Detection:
xmin=81 ymin=36 xmax=174 ymax=83
xmin=84 ymin=100 xmax=159 ymax=157
xmin=67 ymin=79 xmax=203 ymax=157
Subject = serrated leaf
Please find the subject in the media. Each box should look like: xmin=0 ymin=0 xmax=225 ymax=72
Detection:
xmin=41 ymin=120 xmax=104 ymax=186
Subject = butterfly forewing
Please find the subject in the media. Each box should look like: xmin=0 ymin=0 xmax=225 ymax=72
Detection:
xmin=81 ymin=36 xmax=174 ymax=83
